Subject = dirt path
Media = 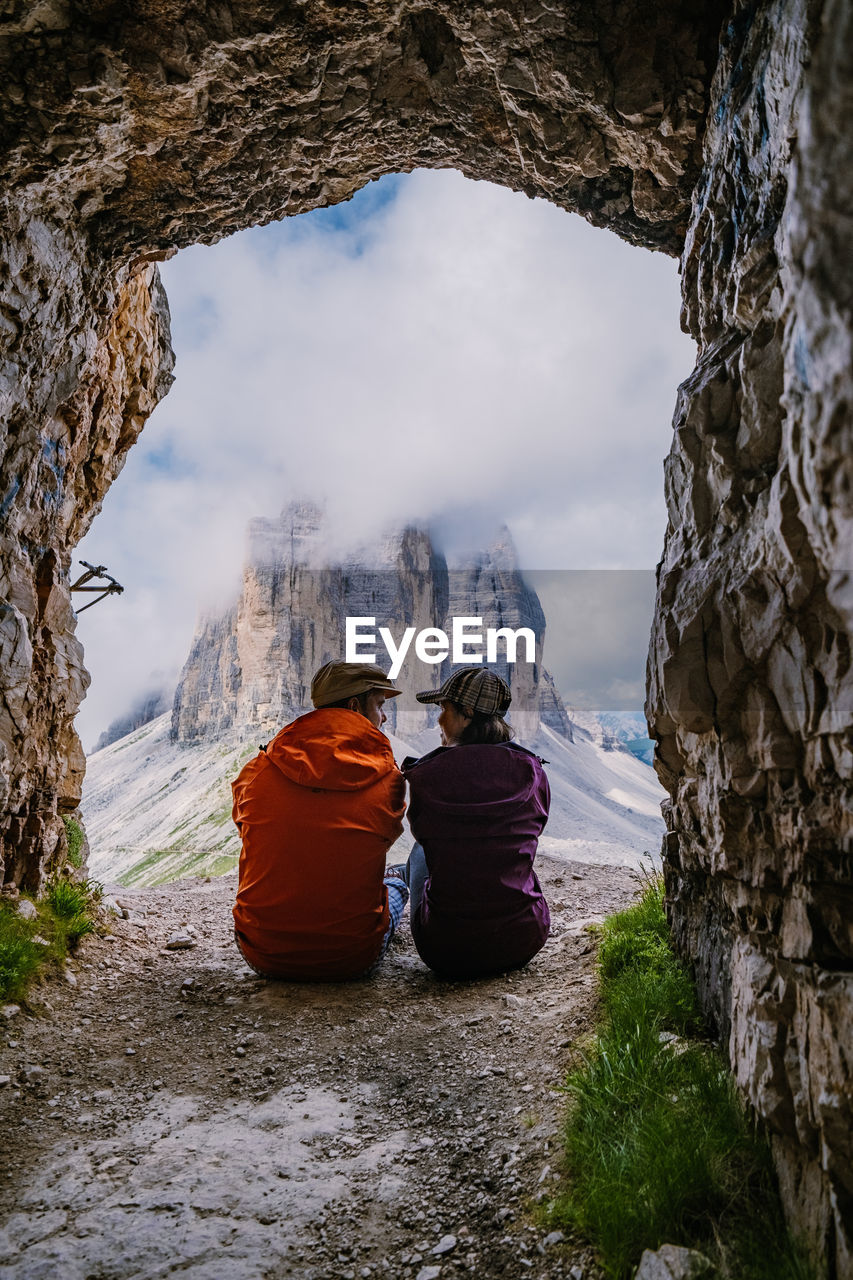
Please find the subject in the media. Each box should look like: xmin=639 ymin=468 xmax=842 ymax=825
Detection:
xmin=0 ymin=857 xmax=640 ymax=1280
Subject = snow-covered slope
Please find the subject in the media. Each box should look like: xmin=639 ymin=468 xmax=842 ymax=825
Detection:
xmin=82 ymin=713 xmax=430 ymax=886
xmin=529 ymin=725 xmax=663 ymax=867
xmin=82 ymin=714 xmax=665 ymax=887
xmin=81 ymin=714 xmax=249 ymax=886
xmin=564 ymin=708 xmax=656 ymax=765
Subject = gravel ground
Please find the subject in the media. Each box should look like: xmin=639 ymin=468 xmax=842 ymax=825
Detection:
xmin=0 ymin=856 xmax=641 ymax=1280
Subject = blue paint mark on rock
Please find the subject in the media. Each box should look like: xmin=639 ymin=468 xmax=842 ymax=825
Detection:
xmin=0 ymin=476 xmax=21 ymax=521
xmin=794 ymin=327 xmax=812 ymax=391
xmin=40 ymin=437 xmax=66 ymax=507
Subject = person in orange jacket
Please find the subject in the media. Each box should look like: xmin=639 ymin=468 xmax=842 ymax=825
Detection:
xmin=232 ymin=661 xmax=408 ymax=981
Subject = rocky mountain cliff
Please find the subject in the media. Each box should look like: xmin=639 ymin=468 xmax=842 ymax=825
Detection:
xmin=172 ymin=503 xmax=573 ymax=745
xmin=93 ymin=687 xmax=172 ymax=753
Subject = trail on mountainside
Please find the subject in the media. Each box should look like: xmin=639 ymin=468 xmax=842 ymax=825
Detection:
xmin=0 ymin=857 xmax=641 ymax=1280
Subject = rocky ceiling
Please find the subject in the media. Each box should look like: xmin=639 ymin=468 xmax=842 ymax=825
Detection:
xmin=1 ymin=0 xmax=724 ymax=258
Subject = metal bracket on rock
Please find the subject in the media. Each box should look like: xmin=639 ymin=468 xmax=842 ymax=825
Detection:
xmin=70 ymin=560 xmax=124 ymax=612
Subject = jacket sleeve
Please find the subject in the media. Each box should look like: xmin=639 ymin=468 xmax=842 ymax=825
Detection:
xmin=231 ymin=781 xmax=242 ymax=835
xmin=537 ymin=764 xmax=551 ymax=826
xmin=382 ymin=769 xmax=407 ymax=846
xmin=231 ymin=753 xmax=264 ymax=835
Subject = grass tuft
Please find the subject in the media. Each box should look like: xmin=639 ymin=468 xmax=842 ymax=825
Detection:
xmin=62 ymin=815 xmax=85 ymax=869
xmin=0 ymin=877 xmax=103 ymax=1001
xmin=549 ymin=875 xmax=816 ymax=1280
xmin=0 ymin=907 xmax=46 ymax=1001
xmin=47 ymin=877 xmax=102 ymax=946
xmin=596 ymin=875 xmax=702 ymax=1039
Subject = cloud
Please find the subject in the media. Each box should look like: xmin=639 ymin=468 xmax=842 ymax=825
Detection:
xmin=527 ymin=570 xmax=658 ymax=712
xmin=75 ymin=170 xmax=695 ymax=748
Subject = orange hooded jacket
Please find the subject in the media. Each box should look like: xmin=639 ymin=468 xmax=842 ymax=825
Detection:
xmin=232 ymin=708 xmax=405 ymax=980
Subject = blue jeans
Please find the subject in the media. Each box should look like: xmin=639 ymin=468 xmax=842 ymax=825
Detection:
xmin=379 ymin=873 xmax=409 ymax=949
xmin=402 ymin=842 xmax=429 ymax=917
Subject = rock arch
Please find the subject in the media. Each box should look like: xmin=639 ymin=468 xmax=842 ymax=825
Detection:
xmin=0 ymin=0 xmax=850 ymax=1270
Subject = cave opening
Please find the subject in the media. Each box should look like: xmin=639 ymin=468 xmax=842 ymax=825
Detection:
xmin=73 ymin=167 xmax=694 ymax=758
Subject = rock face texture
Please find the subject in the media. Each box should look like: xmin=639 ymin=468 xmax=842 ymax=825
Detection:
xmin=646 ymin=3 xmax=853 ymax=1268
xmin=172 ymin=503 xmax=572 ymax=745
xmin=0 ymin=259 xmax=173 ymax=888
xmin=1 ymin=0 xmax=851 ymax=1270
xmin=0 ymin=0 xmax=722 ymax=258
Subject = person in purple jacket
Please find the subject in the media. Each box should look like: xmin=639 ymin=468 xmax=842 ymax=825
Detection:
xmin=396 ymin=667 xmax=551 ymax=979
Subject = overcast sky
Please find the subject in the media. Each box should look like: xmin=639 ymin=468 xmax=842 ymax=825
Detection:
xmin=75 ymin=169 xmax=695 ymax=749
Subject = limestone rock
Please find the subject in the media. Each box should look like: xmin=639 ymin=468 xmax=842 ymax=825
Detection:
xmin=432 ymin=1235 xmax=456 ymax=1256
xmin=0 ymin=1 xmax=718 ymax=259
xmin=645 ymin=2 xmax=853 ymax=1266
xmin=0 ymin=259 xmax=174 ymax=889
xmin=164 ymin=934 xmax=196 ymax=951
xmin=634 ymin=1244 xmax=715 ymax=1280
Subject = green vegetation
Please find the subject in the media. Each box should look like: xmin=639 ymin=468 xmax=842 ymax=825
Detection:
xmin=0 ymin=905 xmax=47 ymax=1001
xmin=117 ymin=846 xmax=237 ymax=888
xmin=115 ymin=847 xmax=170 ymax=885
xmin=62 ymin=815 xmax=85 ymax=869
xmin=0 ymin=877 xmax=102 ymax=1002
xmin=596 ymin=877 xmax=702 ymax=1039
xmin=549 ymin=875 xmax=815 ymax=1280
xmin=202 ymin=802 xmax=234 ymax=829
xmin=47 ymin=877 xmax=102 ymax=947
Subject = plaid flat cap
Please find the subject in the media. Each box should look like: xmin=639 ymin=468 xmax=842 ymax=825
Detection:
xmin=416 ymin=668 xmax=512 ymax=716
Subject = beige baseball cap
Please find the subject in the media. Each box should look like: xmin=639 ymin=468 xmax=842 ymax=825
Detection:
xmin=311 ymin=660 xmax=401 ymax=709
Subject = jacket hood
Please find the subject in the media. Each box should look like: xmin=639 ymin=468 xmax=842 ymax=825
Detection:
xmin=265 ymin=708 xmax=399 ymax=792
xmin=404 ymin=742 xmax=544 ymax=819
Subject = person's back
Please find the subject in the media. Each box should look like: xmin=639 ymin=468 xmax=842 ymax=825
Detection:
xmin=399 ymin=667 xmax=551 ymax=980
xmin=404 ymin=740 xmax=550 ymax=977
xmin=232 ymin=663 xmax=406 ymax=981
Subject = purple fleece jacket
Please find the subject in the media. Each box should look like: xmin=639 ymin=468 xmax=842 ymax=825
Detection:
xmin=403 ymin=741 xmax=551 ymax=978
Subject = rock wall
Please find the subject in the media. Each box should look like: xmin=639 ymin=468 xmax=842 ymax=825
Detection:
xmin=646 ymin=1 xmax=853 ymax=1269
xmin=172 ymin=502 xmax=573 ymax=744
xmin=0 ymin=0 xmax=850 ymax=1269
xmin=0 ymin=237 xmax=173 ymax=888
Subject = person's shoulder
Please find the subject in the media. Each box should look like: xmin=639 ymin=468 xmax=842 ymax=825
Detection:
xmin=401 ymin=746 xmax=451 ymax=774
xmin=502 ymin=741 xmax=548 ymax=766
xmin=232 ymin=745 xmax=272 ymax=787
xmin=482 ymin=742 xmax=549 ymax=787
xmin=277 ymin=707 xmax=393 ymax=752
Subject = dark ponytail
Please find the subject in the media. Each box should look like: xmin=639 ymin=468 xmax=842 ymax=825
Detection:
xmin=453 ymin=703 xmax=514 ymax=745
